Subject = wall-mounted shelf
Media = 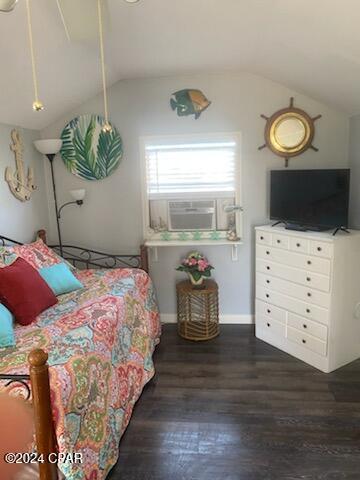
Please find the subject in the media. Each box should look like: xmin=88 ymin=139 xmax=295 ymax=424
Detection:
xmin=144 ymin=239 xmax=242 ymax=262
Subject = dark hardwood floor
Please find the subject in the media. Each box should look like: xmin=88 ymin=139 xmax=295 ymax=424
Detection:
xmin=107 ymin=325 xmax=360 ymax=480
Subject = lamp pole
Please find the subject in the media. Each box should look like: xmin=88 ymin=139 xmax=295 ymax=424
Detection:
xmin=46 ymin=154 xmax=63 ymax=256
xmin=34 ymin=140 xmax=85 ymax=259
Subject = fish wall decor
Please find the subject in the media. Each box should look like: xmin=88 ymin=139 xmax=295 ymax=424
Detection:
xmin=170 ymin=89 xmax=211 ymax=119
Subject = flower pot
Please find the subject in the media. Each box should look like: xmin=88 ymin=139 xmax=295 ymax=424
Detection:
xmin=188 ymin=273 xmax=204 ymax=289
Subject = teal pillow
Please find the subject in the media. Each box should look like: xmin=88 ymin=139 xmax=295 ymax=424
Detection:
xmin=39 ymin=262 xmax=83 ymax=296
xmin=0 ymin=304 xmax=15 ymax=348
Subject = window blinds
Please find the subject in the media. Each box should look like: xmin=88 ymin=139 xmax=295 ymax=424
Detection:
xmin=145 ymin=140 xmax=237 ymax=196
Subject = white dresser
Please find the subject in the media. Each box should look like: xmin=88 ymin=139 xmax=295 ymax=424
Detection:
xmin=255 ymin=225 xmax=360 ymax=372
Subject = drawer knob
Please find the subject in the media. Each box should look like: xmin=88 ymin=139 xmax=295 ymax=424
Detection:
xmin=267 ymin=322 xmax=271 ymax=327
xmin=296 ymin=243 xmax=301 ymax=247
xmin=307 ymin=292 xmax=312 ymax=297
xmin=307 ymin=260 xmax=312 ymax=265
xmin=277 ymin=239 xmax=281 ymax=244
xmin=303 ymin=324 xmax=307 ymax=329
xmin=260 ymin=236 xmax=264 ymax=240
xmin=266 ymin=266 xmax=270 ymax=270
xmin=317 ymin=246 xmax=322 ymax=252
xmin=267 ymin=309 xmax=271 ymax=314
xmin=266 ymin=251 xmax=270 ymax=255
xmin=302 ymin=339 xmax=306 ymax=344
xmin=306 ymin=308 xmax=311 ymax=313
xmin=266 ymin=294 xmax=270 ymax=298
xmin=266 ymin=280 xmax=270 ymax=284
xmin=306 ymin=277 xmax=311 ymax=282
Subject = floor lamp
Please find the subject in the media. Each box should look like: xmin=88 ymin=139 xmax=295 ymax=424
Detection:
xmin=34 ymin=139 xmax=85 ymax=256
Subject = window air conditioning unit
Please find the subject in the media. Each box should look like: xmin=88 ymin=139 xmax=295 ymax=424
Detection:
xmin=168 ymin=200 xmax=216 ymax=231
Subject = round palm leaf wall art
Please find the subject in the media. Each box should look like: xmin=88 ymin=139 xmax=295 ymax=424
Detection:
xmin=60 ymin=114 xmax=123 ymax=180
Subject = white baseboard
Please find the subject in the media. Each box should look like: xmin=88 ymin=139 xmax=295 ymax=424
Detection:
xmin=160 ymin=313 xmax=254 ymax=324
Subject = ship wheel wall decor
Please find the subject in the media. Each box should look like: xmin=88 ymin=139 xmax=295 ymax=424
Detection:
xmin=258 ymin=97 xmax=321 ymax=167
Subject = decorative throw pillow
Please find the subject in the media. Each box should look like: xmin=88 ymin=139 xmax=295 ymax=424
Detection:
xmin=0 ymin=258 xmax=58 ymax=326
xmin=0 ymin=304 xmax=15 ymax=348
xmin=39 ymin=263 xmax=83 ymax=296
xmin=0 ymin=246 xmax=17 ymax=268
xmin=7 ymin=239 xmax=62 ymax=270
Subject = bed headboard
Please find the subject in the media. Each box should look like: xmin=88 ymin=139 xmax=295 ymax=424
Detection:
xmin=0 ymin=235 xmax=23 ymax=246
xmin=0 ymin=230 xmax=149 ymax=273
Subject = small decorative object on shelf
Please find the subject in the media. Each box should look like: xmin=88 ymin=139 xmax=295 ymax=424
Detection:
xmin=176 ymin=251 xmax=214 ymax=289
xmin=209 ymin=230 xmax=221 ymax=241
xmin=178 ymin=231 xmax=190 ymax=241
xmin=192 ymin=231 xmax=203 ymax=241
xmin=226 ymin=229 xmax=240 ymax=241
xmin=160 ymin=231 xmax=172 ymax=241
xmin=177 ymin=280 xmax=219 ymax=341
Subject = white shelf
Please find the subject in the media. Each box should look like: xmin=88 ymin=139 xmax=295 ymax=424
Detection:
xmin=145 ymin=239 xmax=242 ymax=261
xmin=145 ymin=239 xmax=242 ymax=247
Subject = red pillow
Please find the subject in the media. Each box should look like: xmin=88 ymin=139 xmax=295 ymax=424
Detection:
xmin=0 ymin=257 xmax=57 ymax=326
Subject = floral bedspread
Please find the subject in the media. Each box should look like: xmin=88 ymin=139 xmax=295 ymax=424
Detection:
xmin=0 ymin=268 xmax=161 ymax=480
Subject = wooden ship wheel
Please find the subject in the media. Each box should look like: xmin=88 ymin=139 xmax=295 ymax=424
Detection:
xmin=258 ymin=97 xmax=321 ymax=167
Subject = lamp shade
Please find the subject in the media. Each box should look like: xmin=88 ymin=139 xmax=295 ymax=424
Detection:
xmin=34 ymin=139 xmax=62 ymax=155
xmin=70 ymin=189 xmax=86 ymax=201
xmin=0 ymin=0 xmax=18 ymax=12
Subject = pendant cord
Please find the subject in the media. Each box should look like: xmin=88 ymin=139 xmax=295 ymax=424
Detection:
xmin=97 ymin=0 xmax=110 ymax=127
xmin=25 ymin=0 xmax=41 ymax=106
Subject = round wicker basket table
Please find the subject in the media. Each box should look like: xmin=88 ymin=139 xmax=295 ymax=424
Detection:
xmin=176 ymin=280 xmax=219 ymax=341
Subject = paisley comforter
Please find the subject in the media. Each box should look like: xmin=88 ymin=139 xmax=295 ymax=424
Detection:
xmin=0 ymin=268 xmax=161 ymax=480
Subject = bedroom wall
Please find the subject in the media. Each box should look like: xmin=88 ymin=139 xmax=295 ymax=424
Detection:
xmin=349 ymin=114 xmax=360 ymax=229
xmin=41 ymin=72 xmax=350 ymax=322
xmin=0 ymin=123 xmax=49 ymax=242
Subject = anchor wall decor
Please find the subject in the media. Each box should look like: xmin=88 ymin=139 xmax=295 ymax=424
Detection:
xmin=5 ymin=129 xmax=37 ymax=202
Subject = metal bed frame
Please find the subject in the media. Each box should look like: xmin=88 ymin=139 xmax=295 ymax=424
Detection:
xmin=0 ymin=230 xmax=149 ymax=480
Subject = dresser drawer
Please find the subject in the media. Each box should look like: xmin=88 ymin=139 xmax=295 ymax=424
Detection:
xmin=257 ymin=245 xmax=331 ymax=276
xmin=257 ymin=315 xmax=286 ymax=337
xmin=309 ymin=240 xmax=333 ymax=259
xmin=256 ymin=230 xmax=272 ymax=245
xmin=256 ymin=286 xmax=329 ymax=325
xmin=272 ymin=233 xmax=289 ymax=249
xmin=289 ymin=236 xmax=309 ymax=254
xmin=256 ymin=299 xmax=287 ymax=324
xmin=287 ymin=326 xmax=327 ymax=357
xmin=257 ymin=273 xmax=330 ymax=308
xmin=287 ymin=312 xmax=328 ymax=341
xmin=256 ymin=259 xmax=330 ymax=292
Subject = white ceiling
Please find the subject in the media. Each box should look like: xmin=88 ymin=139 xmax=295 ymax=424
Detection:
xmin=0 ymin=0 xmax=359 ymax=130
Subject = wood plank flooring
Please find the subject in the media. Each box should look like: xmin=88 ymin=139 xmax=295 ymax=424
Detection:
xmin=107 ymin=325 xmax=360 ymax=480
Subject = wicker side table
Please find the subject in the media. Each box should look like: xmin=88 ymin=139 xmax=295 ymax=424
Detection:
xmin=176 ymin=280 xmax=219 ymax=341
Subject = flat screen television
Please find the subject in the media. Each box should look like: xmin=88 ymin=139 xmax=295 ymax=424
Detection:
xmin=270 ymin=169 xmax=350 ymax=231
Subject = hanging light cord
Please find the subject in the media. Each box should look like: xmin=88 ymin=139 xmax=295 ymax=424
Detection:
xmin=97 ymin=0 xmax=111 ymax=131
xmin=25 ymin=0 xmax=43 ymax=111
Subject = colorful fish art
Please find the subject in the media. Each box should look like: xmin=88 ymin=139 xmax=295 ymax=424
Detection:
xmin=170 ymin=89 xmax=211 ymax=119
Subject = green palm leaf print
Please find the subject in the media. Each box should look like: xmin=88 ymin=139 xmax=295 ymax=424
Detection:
xmin=60 ymin=115 xmax=123 ymax=181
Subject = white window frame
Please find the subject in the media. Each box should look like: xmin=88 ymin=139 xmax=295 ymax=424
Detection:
xmin=140 ymin=132 xmax=242 ymax=245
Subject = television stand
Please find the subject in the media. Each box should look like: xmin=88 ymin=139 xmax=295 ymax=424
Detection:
xmin=332 ymin=226 xmax=350 ymax=236
xmin=272 ymin=221 xmax=319 ymax=231
xmin=284 ymin=223 xmax=308 ymax=232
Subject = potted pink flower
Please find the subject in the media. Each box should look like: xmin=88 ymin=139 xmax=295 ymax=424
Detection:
xmin=176 ymin=251 xmax=214 ymax=288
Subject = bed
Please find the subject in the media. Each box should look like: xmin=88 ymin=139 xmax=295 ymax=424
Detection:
xmin=0 ymin=231 xmax=161 ymax=480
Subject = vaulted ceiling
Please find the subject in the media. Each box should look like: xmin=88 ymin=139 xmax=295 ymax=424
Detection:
xmin=0 ymin=0 xmax=359 ymax=130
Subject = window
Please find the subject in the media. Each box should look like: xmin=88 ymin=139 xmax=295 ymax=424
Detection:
xmin=145 ymin=140 xmax=237 ymax=197
xmin=141 ymin=133 xmax=242 ymax=244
